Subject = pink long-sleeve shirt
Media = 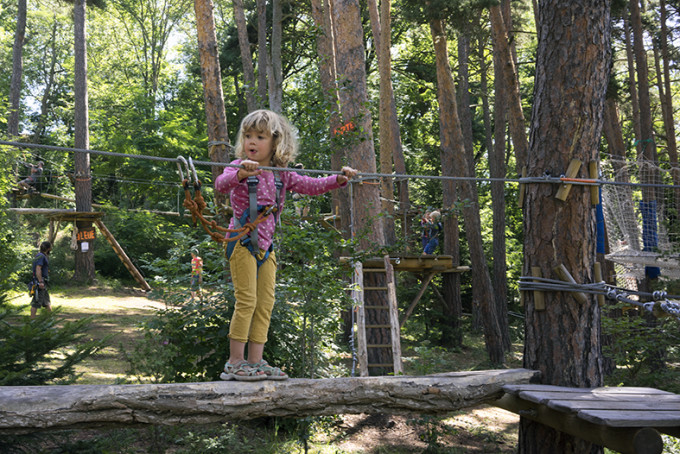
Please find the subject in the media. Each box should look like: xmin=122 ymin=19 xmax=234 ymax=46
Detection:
xmin=215 ymin=159 xmax=346 ymax=251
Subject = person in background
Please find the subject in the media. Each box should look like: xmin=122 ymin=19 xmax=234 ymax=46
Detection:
xmin=31 ymin=241 xmax=52 ymax=318
xmin=190 ymin=249 xmax=203 ymax=301
xmin=421 ymin=210 xmax=442 ymax=255
xmin=18 ymin=161 xmax=44 ymax=192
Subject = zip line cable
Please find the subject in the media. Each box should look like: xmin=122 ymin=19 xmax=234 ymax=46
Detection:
xmin=5 ymin=139 xmax=680 ymax=189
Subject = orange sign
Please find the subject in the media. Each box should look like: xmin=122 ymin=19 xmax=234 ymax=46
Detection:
xmin=334 ymin=121 xmax=355 ymax=136
xmin=76 ymin=227 xmax=96 ymax=242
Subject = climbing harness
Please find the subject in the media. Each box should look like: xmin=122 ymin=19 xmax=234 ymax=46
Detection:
xmin=177 ymin=156 xmax=284 ymax=267
xmin=225 ymin=173 xmax=285 ymax=268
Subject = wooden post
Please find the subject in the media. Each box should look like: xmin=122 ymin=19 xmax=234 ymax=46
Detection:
xmin=594 ymin=262 xmax=605 ymax=306
xmin=94 ymin=220 xmax=151 ymax=292
xmin=351 ymin=261 xmax=368 ymax=377
xmin=553 ymin=263 xmax=588 ymax=304
xmin=531 ymin=266 xmax=546 ymax=311
xmin=400 ymin=273 xmax=435 ymax=327
xmin=589 ymin=161 xmax=599 ymax=206
xmin=519 ymin=166 xmax=527 ymax=208
xmin=384 ymin=255 xmax=402 ymax=374
xmin=555 ymin=159 xmax=582 ymax=201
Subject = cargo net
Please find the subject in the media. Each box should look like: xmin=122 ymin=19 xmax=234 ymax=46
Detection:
xmin=601 ymin=156 xmax=680 ymax=282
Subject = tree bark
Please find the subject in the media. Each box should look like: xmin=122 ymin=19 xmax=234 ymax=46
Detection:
xmin=194 ymin=0 xmax=231 ymax=198
xmin=233 ymin=0 xmax=258 ymax=112
xmin=268 ymin=0 xmax=283 ymax=112
xmin=333 ymin=0 xmax=387 ymax=373
xmin=73 ymin=0 xmax=95 ymax=282
xmin=623 ymin=16 xmax=641 ymax=156
xmin=519 ymin=1 xmax=610 ymax=452
xmin=8 ymin=0 xmax=27 ymax=137
xmin=658 ymin=0 xmax=680 ymax=204
xmin=32 ymin=17 xmax=59 ymax=143
xmin=256 ymin=0 xmax=268 ymax=106
xmin=368 ymin=0 xmax=400 ymax=246
xmin=490 ymin=11 xmax=510 ymax=351
xmin=489 ymin=5 xmax=529 ymax=174
xmin=430 ymin=18 xmax=504 ymax=366
xmin=0 ymin=369 xmax=538 ymax=433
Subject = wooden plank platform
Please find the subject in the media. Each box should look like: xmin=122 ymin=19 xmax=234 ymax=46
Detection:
xmin=496 ymin=384 xmax=680 ymax=454
xmin=340 ymin=255 xmax=469 ymax=273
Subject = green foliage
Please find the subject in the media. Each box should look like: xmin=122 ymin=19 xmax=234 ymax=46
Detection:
xmin=602 ymin=303 xmax=680 ymax=393
xmin=0 ymin=304 xmax=104 ymax=385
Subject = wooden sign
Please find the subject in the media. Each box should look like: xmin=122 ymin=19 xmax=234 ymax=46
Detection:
xmin=76 ymin=227 xmax=96 ymax=242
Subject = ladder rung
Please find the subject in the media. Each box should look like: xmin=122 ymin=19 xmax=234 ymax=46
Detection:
xmin=365 ymin=324 xmax=391 ymax=329
xmin=367 ymin=344 xmax=393 ymax=348
xmin=364 ymin=286 xmax=388 ymax=291
xmin=367 ymin=363 xmax=394 ymax=368
xmin=363 ymin=268 xmax=386 ymax=273
xmin=364 ymin=305 xmax=388 ymax=309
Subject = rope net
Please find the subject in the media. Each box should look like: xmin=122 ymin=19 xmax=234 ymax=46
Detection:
xmin=601 ymin=155 xmax=680 ymax=281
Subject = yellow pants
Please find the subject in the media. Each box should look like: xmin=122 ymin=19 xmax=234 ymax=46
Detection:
xmin=228 ymin=241 xmax=277 ymax=344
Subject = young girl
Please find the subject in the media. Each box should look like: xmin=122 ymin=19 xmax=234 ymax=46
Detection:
xmin=215 ymin=109 xmax=357 ymax=381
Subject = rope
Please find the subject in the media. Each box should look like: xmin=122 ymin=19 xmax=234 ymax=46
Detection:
xmin=8 ymin=139 xmax=675 ymax=188
xmin=180 ymin=178 xmax=277 ymax=246
xmin=519 ymin=276 xmax=680 ymax=321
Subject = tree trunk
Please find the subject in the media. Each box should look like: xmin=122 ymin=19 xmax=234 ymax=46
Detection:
xmin=311 ymin=0 xmax=347 ymax=237
xmin=658 ymin=0 xmax=680 ymax=205
xmin=519 ymin=2 xmax=610 ymax=452
xmin=490 ymin=15 xmax=511 ymax=351
xmin=32 ymin=17 xmax=59 ymax=143
xmin=333 ymin=0 xmax=386 ymax=374
xmin=194 ymin=0 xmax=231 ymax=201
xmin=489 ymin=5 xmax=529 ymax=174
xmin=73 ymin=0 xmax=95 ymax=283
xmin=430 ymin=18 xmax=504 ymax=366
xmin=256 ymin=0 xmax=268 ymax=106
xmin=368 ymin=0 xmax=398 ymax=246
xmin=268 ymin=0 xmax=283 ymax=112
xmin=233 ymin=0 xmax=258 ymax=112
xmin=8 ymin=0 xmax=27 ymax=137
xmin=0 ymin=369 xmax=538 ymax=433
xmin=623 ymin=16 xmax=641 ymax=156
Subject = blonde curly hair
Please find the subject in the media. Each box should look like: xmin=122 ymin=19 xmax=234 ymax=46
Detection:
xmin=234 ymin=110 xmax=298 ymax=167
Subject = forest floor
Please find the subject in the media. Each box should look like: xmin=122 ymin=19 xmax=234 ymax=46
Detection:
xmin=11 ymin=286 xmax=524 ymax=453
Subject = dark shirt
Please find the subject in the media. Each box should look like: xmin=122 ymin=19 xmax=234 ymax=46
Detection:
xmin=32 ymin=252 xmax=49 ymax=281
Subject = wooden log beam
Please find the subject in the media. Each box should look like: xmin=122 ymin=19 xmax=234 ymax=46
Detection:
xmin=0 ymin=369 xmax=539 ymax=434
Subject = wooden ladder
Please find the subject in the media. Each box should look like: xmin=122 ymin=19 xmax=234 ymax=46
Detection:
xmin=351 ymin=255 xmax=403 ymax=376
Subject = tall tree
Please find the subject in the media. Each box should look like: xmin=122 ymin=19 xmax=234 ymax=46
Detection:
xmin=430 ymin=17 xmax=504 ymax=365
xmin=8 ymin=0 xmax=27 ymax=137
xmin=268 ymin=0 xmax=283 ymax=112
xmin=489 ymin=4 xmax=529 ymax=174
xmin=490 ymin=0 xmax=511 ymax=351
xmin=233 ymin=0 xmax=258 ymax=111
xmin=368 ymin=0 xmax=406 ymax=246
xmin=194 ymin=0 xmax=231 ymax=192
xmin=110 ymin=0 xmax=190 ymax=105
xmin=332 ymin=0 xmax=387 ymax=374
xmin=520 ymin=1 xmax=611 ymax=452
xmin=73 ymin=0 xmax=95 ymax=282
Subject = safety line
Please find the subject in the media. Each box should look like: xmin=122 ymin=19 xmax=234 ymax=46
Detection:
xmin=5 ymin=139 xmax=680 ymax=188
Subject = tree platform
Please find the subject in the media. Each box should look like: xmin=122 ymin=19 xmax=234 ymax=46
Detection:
xmin=340 ymin=255 xmax=469 ymax=274
xmin=495 ymin=384 xmax=680 ymax=454
xmin=0 ymin=368 xmax=538 ymax=434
